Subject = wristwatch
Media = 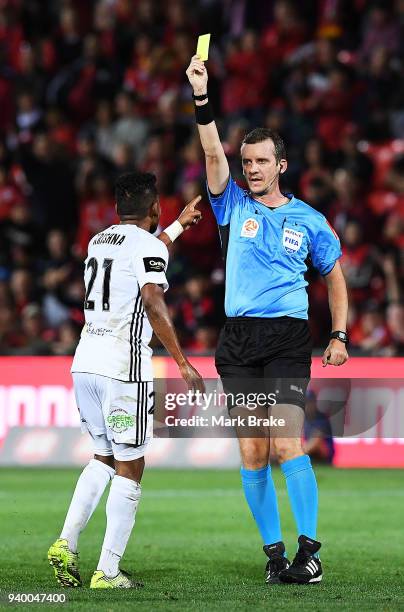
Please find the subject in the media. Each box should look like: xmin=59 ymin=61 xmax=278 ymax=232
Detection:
xmin=330 ymin=330 xmax=348 ymax=344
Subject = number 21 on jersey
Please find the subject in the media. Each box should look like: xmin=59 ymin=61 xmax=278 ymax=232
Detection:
xmin=84 ymin=257 xmax=113 ymax=311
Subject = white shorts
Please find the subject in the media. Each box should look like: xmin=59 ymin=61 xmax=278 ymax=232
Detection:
xmin=72 ymin=372 xmax=154 ymax=461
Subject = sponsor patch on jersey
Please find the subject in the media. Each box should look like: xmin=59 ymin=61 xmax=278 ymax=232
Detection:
xmin=107 ymin=408 xmax=134 ymax=433
xmin=143 ymin=257 xmax=166 ymax=273
xmin=282 ymin=227 xmax=304 ymax=253
xmin=240 ymin=218 xmax=259 ymax=238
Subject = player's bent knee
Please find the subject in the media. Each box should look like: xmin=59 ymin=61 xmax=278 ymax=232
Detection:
xmin=112 ymin=440 xmax=147 ymax=481
xmin=94 ymin=454 xmax=115 ymax=469
xmin=115 ymin=456 xmax=145 ymax=482
xmin=238 ymin=439 xmax=269 ymax=470
xmin=273 ymin=438 xmax=304 ymax=464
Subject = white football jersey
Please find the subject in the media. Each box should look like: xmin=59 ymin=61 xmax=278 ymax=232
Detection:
xmin=71 ymin=224 xmax=169 ymax=381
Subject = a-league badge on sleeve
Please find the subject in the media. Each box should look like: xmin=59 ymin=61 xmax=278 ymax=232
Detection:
xmin=241 ymin=218 xmax=260 ymax=238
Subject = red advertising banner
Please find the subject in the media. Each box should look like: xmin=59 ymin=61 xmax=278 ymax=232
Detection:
xmin=0 ymin=356 xmax=403 ymax=467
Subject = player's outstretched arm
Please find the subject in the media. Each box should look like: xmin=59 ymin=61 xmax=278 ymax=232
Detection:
xmin=186 ymin=55 xmax=229 ymax=195
xmin=322 ymin=261 xmax=349 ymax=367
xmin=141 ymin=283 xmax=205 ymax=392
xmin=158 ymin=195 xmax=202 ymax=247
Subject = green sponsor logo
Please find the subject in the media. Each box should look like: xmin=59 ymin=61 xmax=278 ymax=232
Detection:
xmin=107 ymin=409 xmax=134 ymax=433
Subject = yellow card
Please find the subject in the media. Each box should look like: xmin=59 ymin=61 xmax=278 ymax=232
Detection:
xmin=196 ymin=34 xmax=211 ymax=61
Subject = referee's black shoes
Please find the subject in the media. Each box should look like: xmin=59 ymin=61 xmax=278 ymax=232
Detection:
xmin=278 ymin=535 xmax=322 ymax=584
xmin=263 ymin=541 xmax=290 ymax=584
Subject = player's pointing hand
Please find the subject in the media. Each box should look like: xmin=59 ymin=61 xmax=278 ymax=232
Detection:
xmin=178 ymin=195 xmax=203 ymax=230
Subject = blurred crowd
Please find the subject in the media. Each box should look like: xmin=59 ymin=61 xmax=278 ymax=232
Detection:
xmin=0 ymin=0 xmax=403 ymax=356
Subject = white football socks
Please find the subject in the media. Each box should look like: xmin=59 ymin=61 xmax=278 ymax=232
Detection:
xmin=60 ymin=458 xmax=115 ymax=552
xmin=97 ymin=475 xmax=142 ymax=577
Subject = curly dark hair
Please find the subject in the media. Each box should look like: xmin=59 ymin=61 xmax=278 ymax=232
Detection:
xmin=115 ymin=172 xmax=158 ymax=218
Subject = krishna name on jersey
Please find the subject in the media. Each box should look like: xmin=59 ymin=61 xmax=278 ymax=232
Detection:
xmin=208 ymin=176 xmax=342 ymax=319
xmin=71 ymin=224 xmax=169 ymax=382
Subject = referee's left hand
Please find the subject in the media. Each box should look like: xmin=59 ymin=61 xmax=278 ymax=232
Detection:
xmin=322 ymin=339 xmax=348 ymax=367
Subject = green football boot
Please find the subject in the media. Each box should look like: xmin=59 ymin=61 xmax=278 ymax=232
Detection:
xmin=47 ymin=539 xmax=82 ymax=587
xmin=90 ymin=569 xmax=143 ymax=589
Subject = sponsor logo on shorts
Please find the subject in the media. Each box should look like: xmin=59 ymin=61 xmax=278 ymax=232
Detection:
xmin=240 ymin=218 xmax=259 ymax=238
xmin=143 ymin=257 xmax=166 ymax=273
xmin=283 ymin=227 xmax=304 ymax=253
xmin=107 ymin=408 xmax=134 ymax=433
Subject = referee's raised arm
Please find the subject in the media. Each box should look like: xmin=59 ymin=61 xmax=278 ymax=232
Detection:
xmin=186 ymin=55 xmax=229 ymax=195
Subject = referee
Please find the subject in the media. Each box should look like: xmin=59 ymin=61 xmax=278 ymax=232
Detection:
xmin=186 ymin=55 xmax=348 ymax=585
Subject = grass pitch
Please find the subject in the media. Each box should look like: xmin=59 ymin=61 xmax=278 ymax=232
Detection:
xmin=1 ymin=467 xmax=403 ymax=611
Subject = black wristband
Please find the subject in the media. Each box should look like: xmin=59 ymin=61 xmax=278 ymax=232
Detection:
xmin=330 ymin=330 xmax=348 ymax=344
xmin=194 ymin=100 xmax=214 ymax=125
xmin=192 ymin=92 xmax=208 ymax=101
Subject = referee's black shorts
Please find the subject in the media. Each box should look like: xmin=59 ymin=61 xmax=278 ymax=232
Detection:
xmin=215 ymin=316 xmax=312 ymax=410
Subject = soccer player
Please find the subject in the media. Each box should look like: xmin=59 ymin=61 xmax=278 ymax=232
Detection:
xmin=48 ymin=172 xmax=204 ymax=589
xmin=186 ymin=56 xmax=349 ymax=584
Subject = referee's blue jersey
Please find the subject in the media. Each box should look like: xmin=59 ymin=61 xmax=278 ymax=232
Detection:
xmin=208 ymin=176 xmax=342 ymax=320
